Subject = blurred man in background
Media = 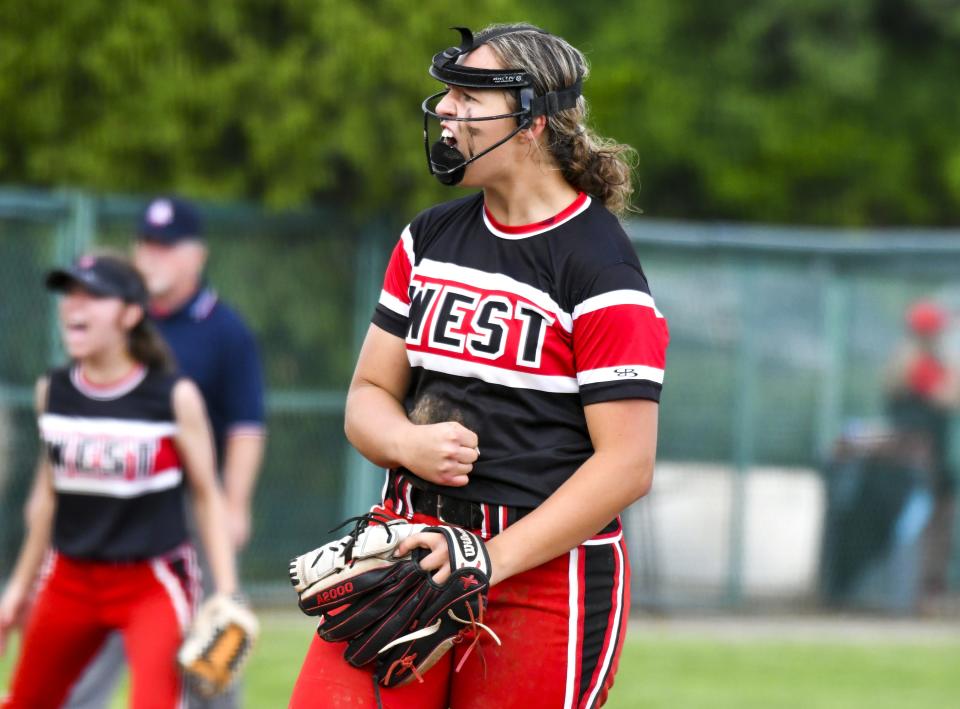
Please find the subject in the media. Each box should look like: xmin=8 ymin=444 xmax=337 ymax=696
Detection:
xmin=65 ymin=196 xmax=266 ymax=708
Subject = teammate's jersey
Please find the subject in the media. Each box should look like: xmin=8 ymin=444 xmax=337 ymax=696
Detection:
xmin=373 ymin=191 xmax=669 ymax=507
xmin=39 ymin=365 xmax=188 ymax=561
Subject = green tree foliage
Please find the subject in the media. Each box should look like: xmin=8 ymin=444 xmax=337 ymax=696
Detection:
xmin=0 ymin=0 xmax=517 ymax=215
xmin=534 ymin=0 xmax=960 ymax=225
xmin=1 ymin=0 xmax=960 ymax=225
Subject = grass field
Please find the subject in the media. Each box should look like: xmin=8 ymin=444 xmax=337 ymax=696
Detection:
xmin=3 ymin=613 xmax=959 ymax=707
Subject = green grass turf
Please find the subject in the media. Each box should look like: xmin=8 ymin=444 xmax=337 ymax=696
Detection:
xmin=3 ymin=613 xmax=959 ymax=708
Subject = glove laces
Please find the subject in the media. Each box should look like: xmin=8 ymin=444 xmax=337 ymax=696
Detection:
xmin=313 ymin=511 xmax=396 ymax=567
xmin=377 ymin=601 xmax=502 ymax=682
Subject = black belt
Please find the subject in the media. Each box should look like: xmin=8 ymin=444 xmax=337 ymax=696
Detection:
xmin=390 ymin=476 xmax=532 ymax=532
xmin=408 ymin=487 xmax=487 ymax=529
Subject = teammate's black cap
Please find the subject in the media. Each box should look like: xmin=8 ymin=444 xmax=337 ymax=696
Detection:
xmin=46 ymin=254 xmax=149 ymax=307
xmin=137 ymin=196 xmax=204 ymax=244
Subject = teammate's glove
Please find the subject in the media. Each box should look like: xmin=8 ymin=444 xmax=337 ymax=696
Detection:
xmin=177 ymin=593 xmax=259 ymax=698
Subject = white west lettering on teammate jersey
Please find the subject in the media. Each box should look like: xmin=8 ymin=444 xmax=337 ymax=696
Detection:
xmin=40 ymin=414 xmax=182 ymax=498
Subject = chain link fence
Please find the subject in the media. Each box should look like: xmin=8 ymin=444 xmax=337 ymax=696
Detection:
xmin=2 ymin=189 xmax=959 ymax=612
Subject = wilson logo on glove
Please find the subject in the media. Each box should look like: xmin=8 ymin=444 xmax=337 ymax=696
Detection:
xmin=454 ymin=527 xmax=478 ymax=559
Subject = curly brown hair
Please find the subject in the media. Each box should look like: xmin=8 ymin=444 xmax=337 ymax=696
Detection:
xmin=480 ymin=23 xmax=638 ymax=216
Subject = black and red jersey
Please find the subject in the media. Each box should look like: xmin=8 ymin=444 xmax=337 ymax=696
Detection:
xmin=372 ymin=192 xmax=669 ymax=507
xmin=39 ymin=365 xmax=188 ymax=561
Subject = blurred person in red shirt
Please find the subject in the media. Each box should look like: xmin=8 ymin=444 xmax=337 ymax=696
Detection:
xmin=885 ymin=300 xmax=957 ymax=607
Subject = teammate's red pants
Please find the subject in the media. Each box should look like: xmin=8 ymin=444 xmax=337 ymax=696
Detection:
xmin=2 ymin=544 xmax=198 ymax=709
xmin=290 ymin=504 xmax=630 ymax=709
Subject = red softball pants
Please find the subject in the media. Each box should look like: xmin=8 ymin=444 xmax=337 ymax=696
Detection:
xmin=289 ymin=501 xmax=630 ymax=709
xmin=2 ymin=544 xmax=199 ymax=709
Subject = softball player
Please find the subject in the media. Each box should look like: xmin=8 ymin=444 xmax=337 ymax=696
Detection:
xmin=0 ymin=254 xmax=237 ymax=708
xmin=291 ymin=23 xmax=668 ymax=708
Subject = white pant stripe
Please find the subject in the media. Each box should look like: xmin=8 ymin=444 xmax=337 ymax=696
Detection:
xmin=563 ymin=547 xmax=581 ymax=709
xmin=150 ymin=559 xmax=190 ymax=632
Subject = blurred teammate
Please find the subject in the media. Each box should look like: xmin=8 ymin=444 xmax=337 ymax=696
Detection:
xmin=0 ymin=253 xmax=237 ymax=708
xmin=291 ymin=23 xmax=668 ymax=707
xmin=65 ymin=198 xmax=266 ymax=708
xmin=886 ymin=300 xmax=957 ymax=606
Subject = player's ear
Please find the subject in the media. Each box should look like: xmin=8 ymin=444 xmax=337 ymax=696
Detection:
xmin=121 ymin=303 xmax=145 ymax=331
xmin=523 ymin=115 xmax=548 ymax=142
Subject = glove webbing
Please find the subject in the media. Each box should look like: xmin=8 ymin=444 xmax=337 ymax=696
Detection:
xmin=378 ymin=596 xmax=501 ymax=685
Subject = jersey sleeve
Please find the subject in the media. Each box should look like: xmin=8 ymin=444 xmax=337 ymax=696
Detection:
xmin=371 ymin=224 xmax=414 ymax=338
xmin=573 ymin=263 xmax=669 ymax=405
xmin=220 ymin=318 xmax=266 ymax=435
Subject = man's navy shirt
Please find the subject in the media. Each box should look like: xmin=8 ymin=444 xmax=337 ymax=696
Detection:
xmin=152 ymin=286 xmax=265 ymax=464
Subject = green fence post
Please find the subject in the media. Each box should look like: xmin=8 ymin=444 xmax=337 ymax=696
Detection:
xmin=728 ymin=261 xmax=758 ymax=607
xmin=342 ymin=219 xmax=388 ymax=519
xmin=815 ymin=257 xmax=849 ymax=458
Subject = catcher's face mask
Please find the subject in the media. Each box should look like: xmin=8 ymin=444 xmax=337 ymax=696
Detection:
xmin=422 ymin=26 xmax=583 ymax=186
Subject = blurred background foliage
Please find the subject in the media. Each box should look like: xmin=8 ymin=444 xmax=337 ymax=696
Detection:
xmin=2 ymin=0 xmax=960 ymax=225
xmin=4 ymin=0 xmax=960 ymax=610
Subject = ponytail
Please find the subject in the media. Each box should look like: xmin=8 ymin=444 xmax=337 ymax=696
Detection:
xmin=550 ymin=127 xmax=637 ymax=217
xmin=482 ymin=24 xmax=639 ymax=217
xmin=129 ymin=315 xmax=175 ymax=373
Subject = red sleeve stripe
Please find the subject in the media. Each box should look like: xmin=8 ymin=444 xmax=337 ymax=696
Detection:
xmin=577 ymin=364 xmax=664 ymax=387
xmin=572 ymin=289 xmax=663 ymax=321
xmin=378 ymin=289 xmax=410 ymax=317
xmin=574 ymin=305 xmax=668 ymax=370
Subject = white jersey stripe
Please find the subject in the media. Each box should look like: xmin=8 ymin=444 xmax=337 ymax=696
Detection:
xmin=581 ymin=530 xmax=624 ymax=546
xmin=404 ymin=481 xmax=415 ymax=520
xmin=483 ymin=195 xmax=592 ymax=240
xmin=408 ymin=350 xmax=579 ymax=394
xmin=577 ymin=365 xmax=664 ymax=387
xmin=53 ymin=468 xmax=183 ymax=498
xmin=378 ymin=289 xmax=410 ymax=317
xmin=572 ymin=289 xmax=664 ymax=320
xmin=414 ymin=259 xmax=574 ymax=332
xmin=400 ymin=224 xmax=415 ymax=267
xmin=39 ymin=414 xmax=177 ymax=439
xmin=70 ymin=364 xmax=147 ymax=400
xmin=563 ymin=547 xmax=581 ymax=709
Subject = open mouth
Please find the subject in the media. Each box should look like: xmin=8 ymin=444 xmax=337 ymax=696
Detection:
xmin=66 ymin=319 xmax=89 ymax=334
xmin=441 ymin=127 xmax=458 ymax=149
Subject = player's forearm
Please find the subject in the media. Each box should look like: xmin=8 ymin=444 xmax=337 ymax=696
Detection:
xmin=223 ymin=434 xmax=265 ymax=511
xmin=192 ymin=487 xmax=238 ymax=596
xmin=7 ymin=498 xmax=54 ymax=593
xmin=485 ymin=448 xmax=654 ymax=585
xmin=344 ymin=380 xmax=415 ymax=468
